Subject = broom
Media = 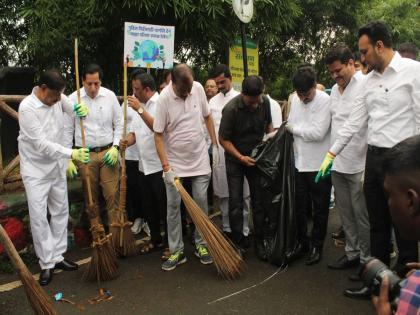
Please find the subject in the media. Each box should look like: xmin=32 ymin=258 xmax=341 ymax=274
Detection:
xmin=74 ymin=38 xmax=118 ymax=282
xmin=109 ymin=57 xmax=138 ymax=257
xmin=0 ymin=224 xmax=57 ymax=315
xmin=174 ymin=179 xmax=245 ymax=280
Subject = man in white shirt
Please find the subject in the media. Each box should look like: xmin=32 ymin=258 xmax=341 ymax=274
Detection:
xmin=204 ymin=78 xmax=218 ymax=102
xmin=124 ymin=104 xmax=144 ymax=234
xmin=267 ymin=94 xmax=283 ymax=129
xmin=209 ymin=64 xmax=251 ymax=240
xmin=18 ymin=70 xmax=90 ymax=285
xmin=324 ymin=45 xmax=370 ymax=274
xmin=154 ymin=64 xmax=219 ymax=271
xmin=317 ymin=21 xmax=420 ymax=298
xmin=120 ymin=72 xmax=167 ymax=253
xmin=64 ymin=64 xmax=123 ymax=224
xmin=286 ymin=65 xmax=332 ymax=265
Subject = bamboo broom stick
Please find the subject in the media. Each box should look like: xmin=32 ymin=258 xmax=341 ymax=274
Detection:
xmin=110 ymin=57 xmax=137 ymax=257
xmin=0 ymin=224 xmax=57 ymax=315
xmin=74 ymin=38 xmax=118 ymax=282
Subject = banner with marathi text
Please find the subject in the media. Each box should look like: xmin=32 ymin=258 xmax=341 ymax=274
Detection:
xmin=124 ymin=22 xmax=175 ymax=69
xmin=229 ymin=38 xmax=259 ymax=91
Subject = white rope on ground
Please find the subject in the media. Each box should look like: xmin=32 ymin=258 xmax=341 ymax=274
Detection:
xmin=207 ymin=264 xmax=288 ymax=305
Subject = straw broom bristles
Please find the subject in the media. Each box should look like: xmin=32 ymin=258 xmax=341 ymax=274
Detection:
xmin=0 ymin=224 xmax=57 ymax=315
xmin=110 ymin=173 xmax=138 ymax=257
xmin=75 ymin=38 xmax=119 ymax=282
xmin=82 ymin=205 xmax=119 ymax=282
xmin=109 ymin=58 xmax=138 ymax=258
xmin=174 ymin=179 xmax=245 ymax=280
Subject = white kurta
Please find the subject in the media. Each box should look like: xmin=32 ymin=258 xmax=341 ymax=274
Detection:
xmin=210 ymin=89 xmax=250 ymax=198
xmin=130 ymin=92 xmax=162 ymax=175
xmin=330 ymin=71 xmax=367 ymax=174
xmin=18 ymin=87 xmax=74 ymax=269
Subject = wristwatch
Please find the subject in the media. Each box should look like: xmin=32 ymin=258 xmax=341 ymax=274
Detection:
xmin=137 ymin=106 xmax=144 ymax=115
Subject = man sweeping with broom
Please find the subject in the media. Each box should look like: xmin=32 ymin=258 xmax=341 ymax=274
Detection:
xmin=64 ymin=64 xmax=123 ymax=228
xmin=154 ymin=64 xmax=220 ymax=271
xmin=18 ymin=69 xmax=90 ymax=286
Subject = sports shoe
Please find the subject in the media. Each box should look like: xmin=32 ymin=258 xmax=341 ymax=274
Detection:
xmin=131 ymin=218 xmax=143 ymax=234
xmin=161 ymin=251 xmax=187 ymax=271
xmin=195 ymin=245 xmax=213 ymax=265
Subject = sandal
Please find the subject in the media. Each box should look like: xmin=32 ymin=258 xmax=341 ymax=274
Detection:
xmin=140 ymin=241 xmax=165 ymax=255
xmin=139 ymin=241 xmax=154 ymax=255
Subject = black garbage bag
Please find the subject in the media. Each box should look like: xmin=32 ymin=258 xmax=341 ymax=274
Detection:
xmin=250 ymin=122 xmax=297 ymax=266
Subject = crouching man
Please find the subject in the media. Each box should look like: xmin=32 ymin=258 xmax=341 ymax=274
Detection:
xmin=18 ymin=70 xmax=89 ymax=285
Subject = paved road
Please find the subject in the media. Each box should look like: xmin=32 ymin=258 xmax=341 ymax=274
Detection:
xmin=0 ymin=209 xmax=373 ymax=314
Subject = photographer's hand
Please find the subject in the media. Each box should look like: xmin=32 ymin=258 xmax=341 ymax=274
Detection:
xmin=372 ymin=276 xmax=392 ymax=315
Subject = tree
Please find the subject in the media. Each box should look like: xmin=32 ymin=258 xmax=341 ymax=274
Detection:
xmin=13 ymin=0 xmax=419 ymax=98
xmin=0 ymin=0 xmax=29 ymax=67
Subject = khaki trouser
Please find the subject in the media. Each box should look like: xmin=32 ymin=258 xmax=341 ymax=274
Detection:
xmin=77 ymin=150 xmax=119 ymax=222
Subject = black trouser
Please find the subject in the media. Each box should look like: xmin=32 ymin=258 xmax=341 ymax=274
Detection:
xmin=295 ymin=171 xmax=331 ymax=249
xmin=138 ymin=170 xmax=167 ymax=245
xmin=364 ymin=147 xmax=418 ymax=266
xmin=226 ymin=158 xmax=265 ymax=247
xmin=125 ymin=160 xmax=143 ymax=222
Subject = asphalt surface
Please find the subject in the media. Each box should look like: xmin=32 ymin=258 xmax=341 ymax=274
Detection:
xmin=0 ymin=208 xmax=373 ymax=315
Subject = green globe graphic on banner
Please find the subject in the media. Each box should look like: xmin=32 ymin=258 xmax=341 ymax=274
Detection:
xmin=132 ymin=40 xmax=160 ymax=63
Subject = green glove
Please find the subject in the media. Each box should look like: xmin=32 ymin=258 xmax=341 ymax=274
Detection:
xmin=71 ymin=148 xmax=90 ymax=163
xmin=66 ymin=160 xmax=78 ymax=178
xmin=315 ymin=152 xmax=335 ymax=183
xmin=73 ymin=102 xmax=89 ymax=118
xmin=103 ymin=146 xmax=119 ymax=166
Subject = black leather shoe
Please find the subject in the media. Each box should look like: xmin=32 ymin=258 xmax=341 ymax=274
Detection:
xmin=55 ymin=259 xmax=78 ymax=271
xmin=328 ymin=255 xmax=359 ymax=270
xmin=306 ymin=247 xmax=322 ymax=265
xmin=294 ymin=242 xmax=310 ymax=258
xmin=344 ymin=286 xmax=371 ymax=300
xmin=39 ymin=268 xmax=53 ymax=286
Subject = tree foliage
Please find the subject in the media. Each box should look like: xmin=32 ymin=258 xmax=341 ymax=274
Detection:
xmin=0 ymin=0 xmax=29 ymax=67
xmin=0 ymin=0 xmax=417 ymax=98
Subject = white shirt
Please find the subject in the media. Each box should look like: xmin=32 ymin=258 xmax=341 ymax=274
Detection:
xmin=153 ymin=81 xmax=211 ymax=177
xmin=330 ymin=52 xmax=420 ymax=155
xmin=122 ymin=105 xmax=139 ymax=161
xmin=18 ymin=87 xmax=74 ymax=179
xmin=209 ymin=88 xmax=240 ymax=135
xmin=267 ymin=95 xmax=283 ymax=128
xmin=288 ymin=90 xmax=331 ymax=172
xmin=130 ymin=92 xmax=162 ymax=175
xmin=65 ymin=86 xmax=123 ymax=148
xmin=330 ymin=71 xmax=367 ymax=174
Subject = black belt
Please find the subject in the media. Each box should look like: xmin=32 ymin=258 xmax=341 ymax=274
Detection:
xmin=367 ymin=145 xmax=389 ymax=155
xmin=76 ymin=143 xmax=113 ymax=153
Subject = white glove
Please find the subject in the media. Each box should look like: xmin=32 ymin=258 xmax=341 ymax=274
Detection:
xmin=212 ymin=144 xmax=220 ymax=167
xmin=286 ymin=122 xmax=294 ymax=133
xmin=162 ymin=168 xmax=178 ymax=186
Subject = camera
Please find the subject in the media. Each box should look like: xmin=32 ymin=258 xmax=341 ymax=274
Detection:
xmin=360 ymin=258 xmax=407 ymax=312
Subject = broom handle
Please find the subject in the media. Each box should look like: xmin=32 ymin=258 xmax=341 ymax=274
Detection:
xmin=75 ymin=38 xmax=94 ymax=206
xmin=121 ymin=57 xmax=128 ymax=161
xmin=0 ymin=224 xmax=26 ymax=272
xmin=118 ymin=58 xmax=129 ymax=246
